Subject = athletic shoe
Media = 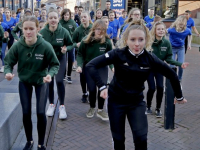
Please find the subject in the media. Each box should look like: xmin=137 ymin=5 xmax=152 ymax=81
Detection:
xmin=155 ymin=109 xmax=162 ymax=118
xmin=86 ymin=108 xmax=96 ymax=118
xmin=37 ymin=145 xmax=46 ymax=150
xmin=145 ymin=107 xmax=152 ymax=115
xmin=63 ymin=75 xmax=66 ymax=81
xmin=59 ymin=105 xmax=67 ymax=119
xmin=0 ymin=66 xmax=4 ymax=73
xmin=23 ymin=141 xmax=34 ymax=150
xmin=46 ymin=104 xmax=55 ymax=117
xmin=72 ymin=65 xmax=77 ymax=71
xmin=97 ymin=110 xmax=109 ymax=121
xmin=81 ymin=94 xmax=88 ymax=103
xmin=66 ymin=77 xmax=72 ymax=84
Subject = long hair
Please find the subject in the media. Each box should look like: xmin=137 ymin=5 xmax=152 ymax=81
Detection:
xmin=150 ymin=21 xmax=166 ymax=42
xmin=118 ymin=19 xmax=153 ymax=51
xmin=22 ymin=16 xmax=39 ymax=28
xmin=93 ymin=8 xmax=103 ymax=22
xmin=84 ymin=19 xmax=108 ymax=44
xmin=124 ymin=8 xmax=140 ymax=24
xmin=60 ymin=9 xmax=71 ymax=20
xmin=170 ymin=15 xmax=187 ymax=31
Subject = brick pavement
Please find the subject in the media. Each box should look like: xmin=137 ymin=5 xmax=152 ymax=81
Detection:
xmin=50 ymin=47 xmax=200 ymax=150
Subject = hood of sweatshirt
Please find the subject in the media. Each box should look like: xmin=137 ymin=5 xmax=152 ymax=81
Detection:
xmin=43 ymin=23 xmax=63 ymax=34
xmin=18 ymin=34 xmax=43 ymax=48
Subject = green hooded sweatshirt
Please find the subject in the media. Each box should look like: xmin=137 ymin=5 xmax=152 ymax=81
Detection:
xmin=39 ymin=23 xmax=74 ymax=57
xmin=151 ymin=37 xmax=182 ymax=66
xmin=4 ymin=35 xmax=60 ymax=85
xmin=77 ymin=37 xmax=113 ymax=69
xmin=11 ymin=22 xmax=23 ymax=40
xmin=59 ymin=19 xmax=77 ymax=37
xmin=72 ymin=24 xmax=93 ymax=48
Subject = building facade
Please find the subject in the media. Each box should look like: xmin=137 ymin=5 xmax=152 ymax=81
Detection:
xmin=0 ymin=0 xmax=35 ymax=11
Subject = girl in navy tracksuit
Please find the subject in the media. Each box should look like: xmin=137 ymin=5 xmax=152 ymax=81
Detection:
xmin=86 ymin=19 xmax=187 ymax=150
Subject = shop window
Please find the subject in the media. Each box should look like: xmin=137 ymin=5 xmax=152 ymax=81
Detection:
xmin=154 ymin=0 xmax=178 ymax=19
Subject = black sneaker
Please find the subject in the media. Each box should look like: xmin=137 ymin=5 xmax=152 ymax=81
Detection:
xmin=145 ymin=107 xmax=152 ymax=115
xmin=23 ymin=141 xmax=34 ymax=150
xmin=81 ymin=94 xmax=88 ymax=103
xmin=66 ymin=77 xmax=72 ymax=84
xmin=155 ymin=109 xmax=162 ymax=118
xmin=37 ymin=145 xmax=46 ymax=150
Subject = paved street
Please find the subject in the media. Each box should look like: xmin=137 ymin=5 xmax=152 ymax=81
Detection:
xmin=3 ymin=46 xmax=200 ymax=150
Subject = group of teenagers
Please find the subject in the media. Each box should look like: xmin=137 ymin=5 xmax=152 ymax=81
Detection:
xmin=1 ymin=0 xmax=197 ymax=149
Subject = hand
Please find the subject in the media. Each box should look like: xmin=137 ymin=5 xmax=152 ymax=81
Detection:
xmin=5 ymin=73 xmax=14 ymax=81
xmin=116 ymin=36 xmax=119 ymax=40
xmin=174 ymin=98 xmax=187 ymax=104
xmin=43 ymin=74 xmax=52 ymax=83
xmin=181 ymin=62 xmax=189 ymax=69
xmin=61 ymin=45 xmax=67 ymax=54
xmin=4 ymin=31 xmax=9 ymax=38
xmin=111 ymin=68 xmax=115 ymax=72
xmin=76 ymin=66 xmax=82 ymax=73
xmin=100 ymin=88 xmax=108 ymax=99
xmin=76 ymin=42 xmax=81 ymax=48
xmin=197 ymin=34 xmax=200 ymax=37
xmin=187 ymin=46 xmax=191 ymax=50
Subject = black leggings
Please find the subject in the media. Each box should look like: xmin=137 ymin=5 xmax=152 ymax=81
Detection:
xmin=108 ymin=98 xmax=148 ymax=150
xmin=8 ymin=30 xmax=14 ymax=49
xmin=84 ymin=66 xmax=108 ymax=109
xmin=19 ymin=82 xmax=48 ymax=145
xmin=185 ymin=36 xmax=188 ymax=54
xmin=64 ymin=50 xmax=73 ymax=77
xmin=49 ymin=54 xmax=66 ymax=105
xmin=146 ymin=72 xmax=164 ymax=109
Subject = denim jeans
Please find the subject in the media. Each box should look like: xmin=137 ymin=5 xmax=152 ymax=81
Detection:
xmin=1 ymin=42 xmax=7 ymax=66
xmin=171 ymin=46 xmax=185 ymax=81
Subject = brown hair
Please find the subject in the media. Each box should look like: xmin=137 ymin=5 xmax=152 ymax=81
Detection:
xmin=94 ymin=8 xmax=103 ymax=21
xmin=47 ymin=9 xmax=59 ymax=18
xmin=84 ymin=19 xmax=108 ymax=44
xmin=60 ymin=9 xmax=71 ymax=20
xmin=118 ymin=19 xmax=152 ymax=51
xmin=22 ymin=16 xmax=39 ymax=28
xmin=108 ymin=10 xmax=115 ymax=16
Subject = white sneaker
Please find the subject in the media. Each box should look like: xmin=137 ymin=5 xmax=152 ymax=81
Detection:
xmin=46 ymin=104 xmax=55 ymax=116
xmin=59 ymin=105 xmax=67 ymax=119
xmin=0 ymin=66 xmax=4 ymax=73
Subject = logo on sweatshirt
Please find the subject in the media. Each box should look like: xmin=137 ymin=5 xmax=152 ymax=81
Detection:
xmin=99 ymin=47 xmax=106 ymax=52
xmin=56 ymin=38 xmax=63 ymax=43
xmin=35 ymin=54 xmax=44 ymax=60
xmin=68 ymin=25 xmax=73 ymax=29
xmin=123 ymin=62 xmax=129 ymax=66
xmin=161 ymin=47 xmax=167 ymax=51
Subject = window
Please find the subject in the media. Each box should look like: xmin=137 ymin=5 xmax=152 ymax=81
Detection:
xmin=154 ymin=0 xmax=178 ymax=19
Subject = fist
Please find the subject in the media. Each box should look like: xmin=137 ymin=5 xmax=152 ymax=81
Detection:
xmin=5 ymin=73 xmax=14 ymax=81
xmin=76 ymin=67 xmax=82 ymax=73
xmin=43 ymin=74 xmax=52 ymax=83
